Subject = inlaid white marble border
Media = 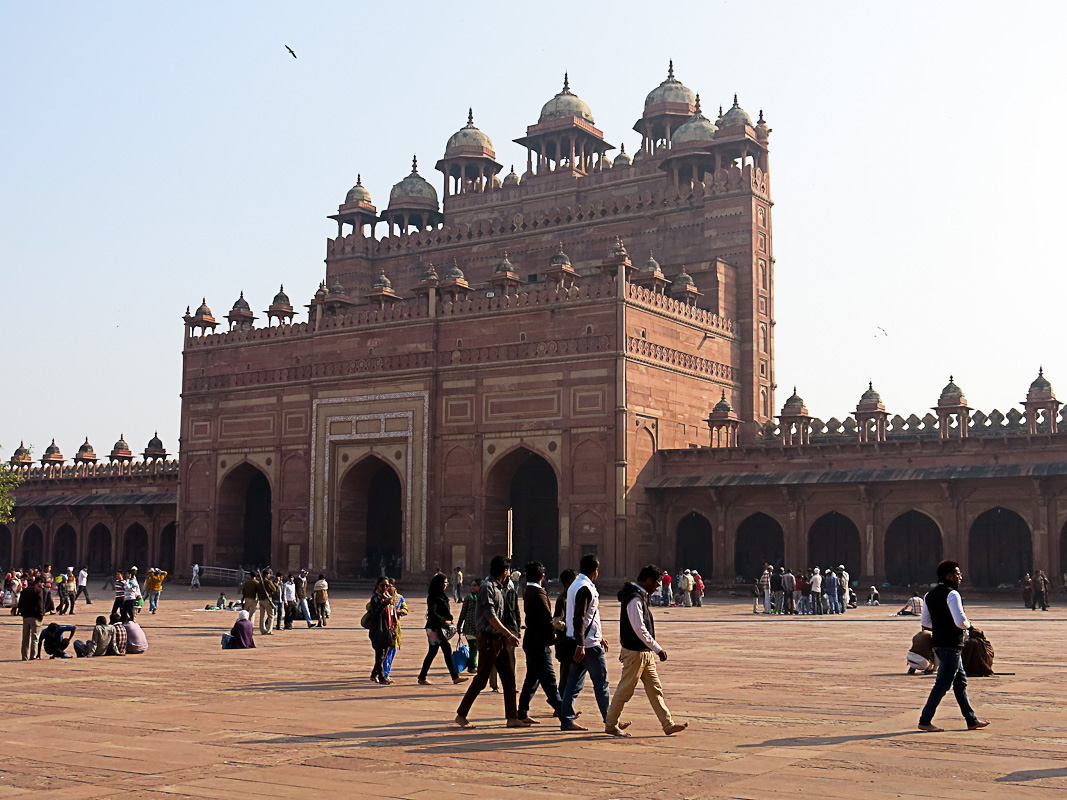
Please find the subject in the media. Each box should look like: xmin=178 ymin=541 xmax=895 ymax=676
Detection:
xmin=310 ymin=391 xmax=429 ymax=572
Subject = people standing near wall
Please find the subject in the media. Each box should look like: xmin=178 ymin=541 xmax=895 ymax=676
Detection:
xmin=241 ymin=572 xmax=259 ymax=612
xmin=456 ymin=578 xmax=480 ymax=674
xmin=454 ymin=555 xmax=525 ymax=729
xmin=781 ymin=568 xmax=796 ymax=614
xmin=917 ymin=560 xmax=990 ymax=732
xmin=823 ymin=568 xmax=840 ymax=615
xmin=452 ymin=567 xmax=464 ymax=603
xmin=57 ymin=568 xmax=74 ymax=615
xmin=516 ymin=561 xmax=562 ymax=723
xmin=759 ymin=567 xmax=772 ymax=614
xmin=190 ymin=563 xmax=200 ymax=591
xmin=312 ymin=574 xmax=329 ymax=626
xmin=838 ymin=565 xmax=850 ymax=614
xmin=18 ymin=575 xmax=45 ymax=660
xmin=693 ymin=571 xmax=704 ymax=607
xmin=1020 ymin=573 xmax=1033 ymax=609
xmin=294 ymin=569 xmax=314 ymax=628
xmin=604 ymin=565 xmax=687 ymax=737
xmin=1034 ymin=570 xmax=1051 ymax=611
xmin=256 ymin=570 xmax=277 ymax=635
xmin=770 ymin=568 xmax=784 ymax=614
xmin=809 ymin=568 xmax=823 ymax=615
xmin=368 ymin=576 xmax=397 ymax=684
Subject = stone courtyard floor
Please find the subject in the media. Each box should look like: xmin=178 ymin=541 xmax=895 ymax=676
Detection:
xmin=1 ymin=591 xmax=1065 ymax=799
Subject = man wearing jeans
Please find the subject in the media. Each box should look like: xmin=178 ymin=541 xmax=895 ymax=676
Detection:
xmin=559 ymin=553 xmax=612 ymax=731
xmin=918 ymin=560 xmax=990 ymax=732
xmin=517 ymin=561 xmax=562 ymax=723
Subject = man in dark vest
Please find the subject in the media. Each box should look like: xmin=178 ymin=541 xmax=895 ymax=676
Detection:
xmin=917 ymin=560 xmax=990 ymax=732
xmin=604 ymin=565 xmax=688 ymax=737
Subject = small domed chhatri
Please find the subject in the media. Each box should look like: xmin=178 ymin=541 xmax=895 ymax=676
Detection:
xmin=328 ymin=280 xmax=346 ymax=296
xmin=549 ymin=242 xmax=571 ymax=267
xmin=444 ymin=108 xmax=495 ymax=157
xmin=719 ymin=94 xmax=754 ymax=128
xmin=195 ymin=298 xmax=212 ymax=317
xmin=444 ymin=260 xmax=466 ymax=281
xmin=345 ymin=174 xmax=372 ymax=205
xmin=671 ymin=95 xmax=718 ymax=147
xmin=643 ymin=252 xmax=662 ymax=275
xmin=613 ymin=143 xmax=631 ymax=168
xmin=273 ymin=285 xmax=290 ymax=306
xmin=539 ymin=73 xmax=595 ymax=124
xmin=502 ymin=165 xmax=520 ymax=187
xmin=496 ymin=252 xmax=515 ymax=274
xmin=389 ymin=156 xmax=439 ymax=206
xmin=782 ymin=388 xmax=807 ymax=414
xmin=644 ymin=60 xmax=697 ymax=109
xmin=10 ymin=441 xmax=32 ymax=466
xmin=937 ymin=376 xmax=967 ymax=407
xmin=371 ymin=269 xmax=393 ymax=289
xmin=671 ymin=268 xmax=695 ymax=288
xmin=144 ymin=432 xmax=167 ymax=461
xmin=858 ymin=381 xmax=883 ymax=408
xmin=713 ymin=390 xmax=734 ymax=415
xmin=232 ymin=292 xmax=250 ymax=311
xmin=1028 ymin=367 xmax=1055 ymax=401
xmin=41 ymin=438 xmax=64 ymax=465
xmin=110 ymin=434 xmax=133 ymax=463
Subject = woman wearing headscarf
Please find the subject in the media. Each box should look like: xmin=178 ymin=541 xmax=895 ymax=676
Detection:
xmin=222 ymin=610 xmax=256 ymax=649
xmin=368 ymin=576 xmax=397 ymax=684
xmin=416 ymin=573 xmax=467 ymax=685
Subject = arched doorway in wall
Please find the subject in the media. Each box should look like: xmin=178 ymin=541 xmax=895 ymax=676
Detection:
xmin=485 ymin=448 xmax=560 ymax=578
xmin=158 ymin=522 xmax=176 ymax=573
xmin=122 ymin=523 xmax=149 ymax=569
xmin=885 ymin=511 xmax=943 ymax=586
xmin=734 ymin=513 xmax=784 ymax=583
xmin=0 ymin=525 xmax=11 ymax=567
xmin=335 ymin=456 xmax=403 ymax=578
xmin=87 ymin=524 xmax=112 ymax=573
xmin=676 ymin=512 xmax=713 ymax=575
xmin=807 ymin=512 xmax=861 ymax=575
xmin=969 ymin=507 xmax=1031 ymax=588
xmin=217 ymin=463 xmax=273 ymax=570
xmin=53 ymin=524 xmax=78 ymax=571
xmin=22 ymin=525 xmax=44 ymax=567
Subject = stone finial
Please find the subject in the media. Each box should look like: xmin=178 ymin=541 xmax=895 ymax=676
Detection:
xmin=758 ymin=109 xmax=765 ymax=124
xmin=468 ymin=107 xmax=474 ymax=125
xmin=667 ymin=59 xmax=675 ymax=81
xmin=562 ymin=72 xmax=570 ymax=92
xmin=411 ymin=154 xmax=418 ymax=173
xmin=733 ymin=93 xmax=739 ymax=107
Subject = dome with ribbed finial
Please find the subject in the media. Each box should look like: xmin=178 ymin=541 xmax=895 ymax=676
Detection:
xmin=113 ymin=434 xmax=129 ymax=452
xmin=273 ymin=285 xmax=290 ymax=306
xmin=421 ymin=262 xmax=439 ymax=281
xmin=345 ymin=174 xmax=372 ymax=205
xmin=644 ymin=60 xmax=697 ymax=109
xmin=860 ymin=382 xmax=881 ymax=404
xmin=371 ymin=269 xmax=392 ymax=289
xmin=1027 ymin=367 xmax=1055 ymax=401
xmin=444 ymin=260 xmax=465 ymax=280
xmin=388 ymin=156 xmax=439 ymax=207
xmin=44 ymin=439 xmax=61 ymax=456
xmin=328 ymin=281 xmax=346 ymax=296
xmin=10 ymin=441 xmax=31 ymax=465
xmin=445 ymin=109 xmax=495 ymax=156
xmin=608 ymin=237 xmax=628 ymax=258
xmin=314 ymin=281 xmax=327 ymax=300
xmin=496 ymin=252 xmax=515 ymax=274
xmin=612 ymin=143 xmax=631 ymax=168
xmin=549 ymin=243 xmax=571 ymax=267
xmin=671 ymin=95 xmax=718 ymax=146
xmin=195 ymin=298 xmax=212 ymax=317
xmin=539 ymin=73 xmax=595 ymax=124
xmin=502 ymin=165 xmax=520 ymax=187
xmin=713 ymin=390 xmax=733 ymax=414
xmin=938 ymin=376 xmax=966 ymax=407
xmin=78 ymin=438 xmax=94 ymax=455
xmin=720 ymin=94 xmax=753 ymax=128
xmin=782 ymin=388 xmax=806 ymax=414
xmin=671 ymin=269 xmax=695 ymax=288
xmin=643 ymin=252 xmax=663 ymax=275
xmin=231 ymin=292 xmax=250 ymax=311
xmin=147 ymin=432 xmax=163 ymax=450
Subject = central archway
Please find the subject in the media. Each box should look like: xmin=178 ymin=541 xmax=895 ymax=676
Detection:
xmin=969 ymin=507 xmax=1031 ymax=588
xmin=884 ymin=511 xmax=942 ymax=586
xmin=808 ymin=511 xmax=861 ymax=575
xmin=122 ymin=523 xmax=149 ymax=570
xmin=217 ymin=463 xmax=273 ymax=570
xmin=485 ymin=448 xmax=559 ymax=578
xmin=335 ymin=456 xmax=404 ymax=578
xmin=734 ymin=513 xmax=784 ymax=582
xmin=677 ymin=512 xmax=713 ymax=574
xmin=53 ymin=524 xmax=78 ymax=572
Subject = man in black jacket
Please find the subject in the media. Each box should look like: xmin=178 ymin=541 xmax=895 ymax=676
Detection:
xmin=604 ymin=565 xmax=687 ymax=737
xmin=917 ymin=560 xmax=990 ymax=732
xmin=516 ymin=561 xmax=563 ymax=723
xmin=18 ymin=576 xmax=45 ymax=661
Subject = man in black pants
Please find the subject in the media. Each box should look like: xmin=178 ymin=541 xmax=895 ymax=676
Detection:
xmin=516 ymin=561 xmax=562 ymax=723
xmin=917 ymin=560 xmax=990 ymax=732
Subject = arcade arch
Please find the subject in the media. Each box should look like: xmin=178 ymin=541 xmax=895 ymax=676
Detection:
xmin=969 ymin=506 xmax=1031 ymax=588
xmin=217 ymin=463 xmax=272 ymax=569
xmin=734 ymin=512 xmax=783 ymax=582
xmin=52 ymin=524 xmax=77 ymax=571
xmin=22 ymin=525 xmax=43 ymax=567
xmin=807 ymin=511 xmax=861 ymax=574
xmin=158 ymin=522 xmax=177 ymax=573
xmin=122 ymin=523 xmax=149 ymax=569
xmin=676 ymin=512 xmax=713 ymax=574
xmin=335 ymin=455 xmax=403 ymax=578
xmin=87 ymin=524 xmax=112 ymax=573
xmin=884 ymin=511 xmax=942 ymax=586
xmin=0 ymin=525 xmax=11 ymax=567
xmin=485 ymin=447 xmax=560 ymax=577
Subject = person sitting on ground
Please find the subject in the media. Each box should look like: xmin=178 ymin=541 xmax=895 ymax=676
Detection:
xmin=109 ymin=612 xmax=129 ymax=655
xmin=222 ymin=610 xmax=256 ymax=649
xmin=907 ymin=628 xmax=938 ymax=674
xmin=123 ymin=616 xmax=148 ymax=654
xmin=867 ymin=586 xmax=880 ymax=605
xmin=897 ymin=592 xmax=924 ymax=616
xmin=37 ymin=623 xmax=77 ymax=659
xmin=216 ymin=592 xmax=227 ymax=609
xmin=73 ymin=615 xmax=116 ymax=657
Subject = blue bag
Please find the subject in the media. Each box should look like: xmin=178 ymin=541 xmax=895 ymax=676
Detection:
xmin=453 ymin=642 xmax=469 ymax=672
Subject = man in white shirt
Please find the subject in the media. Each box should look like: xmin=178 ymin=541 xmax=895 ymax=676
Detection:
xmin=838 ymin=565 xmax=850 ymax=613
xmin=604 ymin=566 xmax=688 ymax=737
xmin=810 ymin=568 xmax=823 ymax=614
xmin=75 ymin=566 xmax=92 ymax=605
xmin=559 ymin=553 xmax=611 ymax=732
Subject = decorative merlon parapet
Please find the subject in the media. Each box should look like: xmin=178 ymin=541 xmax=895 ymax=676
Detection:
xmin=626 ymin=282 xmax=736 ymax=335
xmin=626 ymin=336 xmax=738 ymax=382
xmin=13 ymin=459 xmax=180 ymax=482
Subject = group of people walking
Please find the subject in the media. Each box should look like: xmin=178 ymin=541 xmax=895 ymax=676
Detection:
xmin=1020 ymin=571 xmax=1052 ymax=610
xmin=238 ymin=569 xmax=329 ymax=634
xmin=755 ymin=564 xmax=852 ymax=615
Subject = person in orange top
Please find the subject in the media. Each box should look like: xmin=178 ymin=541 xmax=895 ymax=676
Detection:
xmin=144 ymin=569 xmax=167 ymax=614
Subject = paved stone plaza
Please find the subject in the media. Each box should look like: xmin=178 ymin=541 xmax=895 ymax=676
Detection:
xmin=1 ymin=592 xmax=1065 ymax=798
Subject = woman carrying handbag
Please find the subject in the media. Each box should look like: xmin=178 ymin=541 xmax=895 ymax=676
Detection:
xmin=417 ymin=573 xmax=468 ymax=686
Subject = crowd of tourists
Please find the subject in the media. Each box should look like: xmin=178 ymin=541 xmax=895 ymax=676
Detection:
xmin=1019 ymin=571 xmax=1055 ymax=610
xmin=752 ymin=564 xmax=855 ymax=615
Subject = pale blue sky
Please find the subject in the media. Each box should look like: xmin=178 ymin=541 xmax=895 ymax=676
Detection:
xmin=3 ymin=1 xmax=1066 ymax=458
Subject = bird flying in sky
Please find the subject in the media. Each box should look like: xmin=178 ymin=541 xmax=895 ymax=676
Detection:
xmin=285 ymin=45 xmax=297 ymax=59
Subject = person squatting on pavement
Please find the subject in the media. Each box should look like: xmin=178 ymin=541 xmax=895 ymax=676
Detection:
xmin=604 ymin=565 xmax=688 ymax=737
xmin=917 ymin=560 xmax=990 ymax=733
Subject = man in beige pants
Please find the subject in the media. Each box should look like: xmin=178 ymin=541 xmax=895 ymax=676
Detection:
xmin=604 ymin=565 xmax=687 ymax=737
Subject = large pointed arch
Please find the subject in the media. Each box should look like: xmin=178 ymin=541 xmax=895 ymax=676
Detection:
xmin=807 ymin=511 xmax=861 ymax=574
xmin=884 ymin=510 xmax=943 ymax=586
xmin=217 ymin=462 xmax=273 ymax=569
xmin=52 ymin=524 xmax=78 ymax=571
xmin=969 ymin=506 xmax=1031 ymax=588
xmin=22 ymin=524 xmax=44 ymax=567
xmin=87 ymin=523 xmax=112 ymax=573
xmin=676 ymin=511 xmax=713 ymax=575
xmin=485 ymin=445 xmax=560 ymax=577
xmin=335 ymin=454 xmax=404 ymax=578
xmin=734 ymin=512 xmax=784 ymax=582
